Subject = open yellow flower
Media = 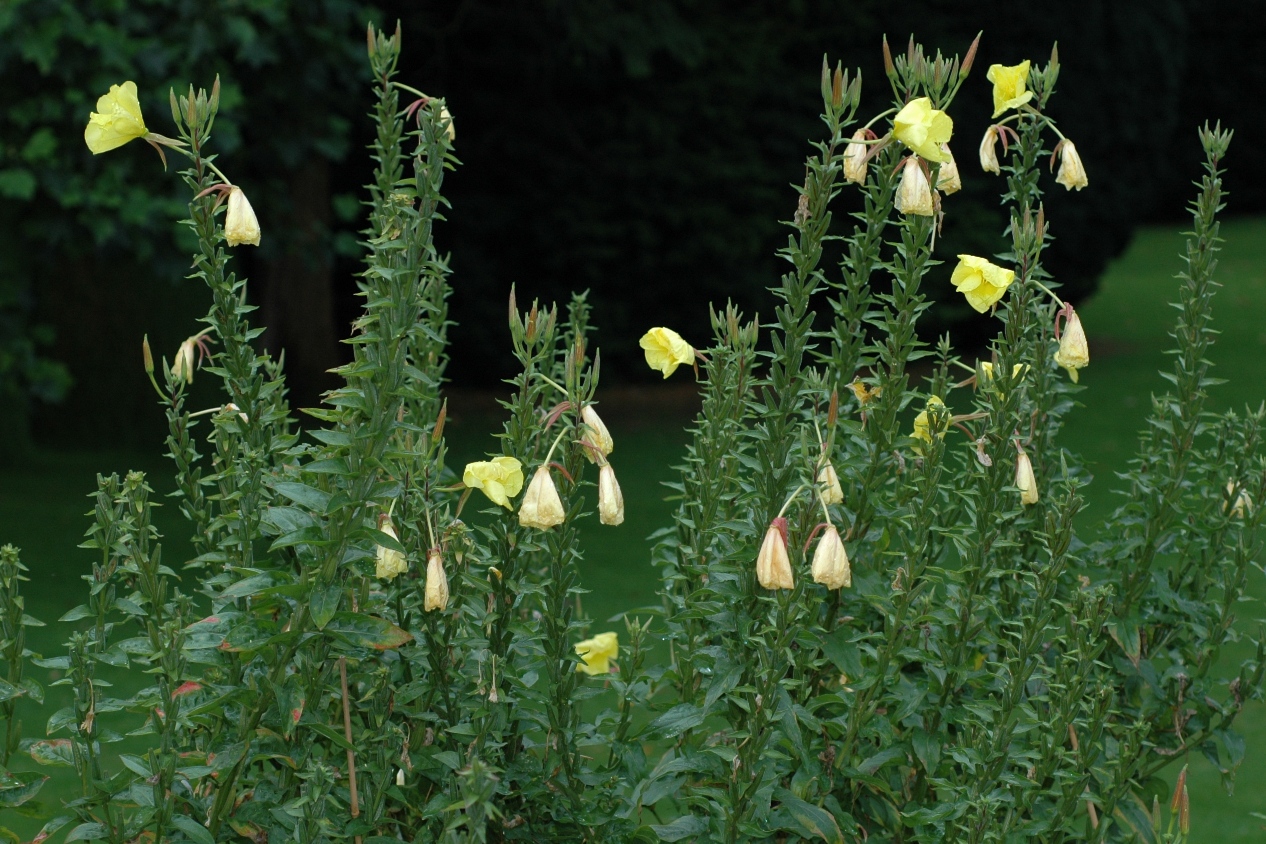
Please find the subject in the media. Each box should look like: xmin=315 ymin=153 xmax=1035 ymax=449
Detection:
xmin=575 ymin=631 xmax=618 ymax=675
xmin=912 ymin=396 xmax=947 ymax=448
xmin=986 ymin=61 xmax=1034 ymax=118
xmin=84 ymin=82 xmax=148 ymax=154
xmin=892 ymin=97 xmax=953 ymax=162
xmin=463 ymin=456 xmax=525 ymax=508
xmin=640 ymin=327 xmax=695 ymax=378
xmin=951 ymin=255 xmax=1016 ymax=314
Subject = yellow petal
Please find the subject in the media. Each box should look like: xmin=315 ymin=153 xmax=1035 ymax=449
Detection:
xmin=986 ymin=61 xmax=1034 ymax=118
xmin=84 ymin=81 xmax=148 ymax=154
xmin=639 ymin=327 xmax=695 ymax=378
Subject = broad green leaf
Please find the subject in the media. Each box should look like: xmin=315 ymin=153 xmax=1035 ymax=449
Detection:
xmin=171 ymin=815 xmax=216 ymax=844
xmin=65 ymin=822 xmax=108 ymax=841
xmin=273 ymin=481 xmax=331 ymax=512
xmin=310 ymin=584 xmax=342 ymax=630
xmin=325 ymin=613 xmax=413 ymax=650
xmin=649 ymin=815 xmax=708 ymax=841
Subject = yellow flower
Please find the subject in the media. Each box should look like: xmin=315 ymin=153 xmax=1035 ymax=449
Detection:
xmin=979 ymin=362 xmax=1028 ymax=384
xmin=1054 ymin=306 xmax=1089 ymax=382
xmin=980 ymin=126 xmax=1001 ymax=174
xmin=894 ymin=157 xmax=934 ymax=217
xmin=756 ymin=518 xmax=794 ymax=590
xmin=843 ymin=129 xmax=869 ymax=184
xmin=1015 ymin=450 xmax=1039 ymax=506
xmin=936 ymin=143 xmax=961 ymax=194
xmin=598 ymin=464 xmax=624 ymax=526
xmin=892 ymin=97 xmax=953 ymax=162
xmin=811 ymin=525 xmax=851 ymax=589
xmin=951 ymin=255 xmax=1016 ymax=314
xmin=639 ymin=327 xmax=695 ymax=378
xmin=375 ymin=517 xmax=408 ymax=580
xmin=1054 ymin=140 xmax=1088 ymax=191
xmin=848 ymin=378 xmax=882 ymax=406
xmin=817 ymin=462 xmax=843 ymax=506
xmin=84 ymin=81 xmax=148 ymax=154
xmin=986 ymin=61 xmax=1034 ymax=118
xmin=463 ymin=456 xmax=525 ymax=508
xmin=424 ymin=550 xmax=449 ymax=611
xmin=580 ymin=405 xmax=613 ymax=463
xmin=575 ymin=631 xmax=618 ymax=675
xmin=224 ymin=186 xmax=261 ymax=247
xmin=912 ymin=396 xmax=947 ymax=447
xmin=519 ymin=465 xmax=565 ymax=529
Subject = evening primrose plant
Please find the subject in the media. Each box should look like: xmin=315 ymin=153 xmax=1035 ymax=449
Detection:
xmin=0 ymin=27 xmax=1260 ymax=844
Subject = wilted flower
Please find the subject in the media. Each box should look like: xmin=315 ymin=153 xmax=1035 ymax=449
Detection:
xmin=951 ymin=255 xmax=1016 ymax=314
xmin=936 ymin=143 xmax=961 ymax=194
xmin=986 ymin=61 xmax=1034 ymax=118
xmin=519 ymin=465 xmax=566 ymax=529
xmin=1054 ymin=306 xmax=1090 ymax=382
xmin=463 ymin=456 xmax=525 ymax=508
xmin=639 ymin=327 xmax=695 ymax=378
xmin=1015 ymin=450 xmax=1039 ymax=506
xmin=1054 ymin=140 xmax=1088 ymax=191
xmin=1226 ymin=481 xmax=1253 ymax=519
xmin=375 ymin=516 xmax=409 ymax=580
xmin=895 ymin=157 xmax=935 ymax=217
xmin=575 ymin=631 xmax=618 ymax=675
xmin=892 ymin=97 xmax=953 ymax=162
xmin=598 ymin=464 xmax=625 ymax=526
xmin=84 ymin=81 xmax=148 ymax=154
xmin=848 ymin=378 xmax=882 ymax=406
xmin=172 ymin=337 xmax=197 ymax=384
xmin=843 ymin=129 xmax=870 ymax=184
xmin=224 ymin=186 xmax=261 ymax=247
xmin=817 ymin=462 xmax=844 ymax=506
xmin=912 ymin=396 xmax=947 ymax=449
xmin=756 ymin=518 xmax=794 ymax=590
xmin=580 ymin=405 xmax=614 ymax=462
xmin=980 ymin=126 xmax=1001 ymax=174
xmin=424 ymin=550 xmax=449 ymax=611
xmin=811 ymin=525 xmax=851 ymax=589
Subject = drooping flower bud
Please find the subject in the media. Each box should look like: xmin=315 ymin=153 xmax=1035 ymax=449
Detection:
xmin=580 ymin=405 xmax=614 ymax=462
xmin=1054 ymin=306 xmax=1090 ymax=382
xmin=936 ymin=143 xmax=961 ymax=194
xmin=756 ymin=517 xmax=794 ymax=590
xmin=979 ymin=126 xmax=1001 ymax=174
xmin=598 ymin=464 xmax=625 ymax=526
xmin=1015 ymin=450 xmax=1039 ymax=506
xmin=172 ymin=337 xmax=197 ymax=384
xmin=895 ymin=157 xmax=935 ymax=217
xmin=519 ymin=465 xmax=566 ymax=529
xmin=375 ymin=515 xmax=408 ymax=580
xmin=424 ymin=549 xmax=449 ymax=611
xmin=1054 ymin=139 xmax=1088 ymax=191
xmin=224 ymin=186 xmax=261 ymax=247
xmin=843 ymin=129 xmax=869 ymax=184
xmin=817 ymin=463 xmax=844 ymax=506
xmin=811 ymin=524 xmax=851 ymax=589
xmin=575 ymin=631 xmax=619 ymax=675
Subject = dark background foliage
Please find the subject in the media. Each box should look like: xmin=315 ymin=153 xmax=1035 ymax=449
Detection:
xmin=0 ymin=0 xmax=1259 ymax=458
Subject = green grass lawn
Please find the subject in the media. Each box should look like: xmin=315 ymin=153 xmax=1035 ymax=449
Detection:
xmin=4 ymin=217 xmax=1266 ymax=839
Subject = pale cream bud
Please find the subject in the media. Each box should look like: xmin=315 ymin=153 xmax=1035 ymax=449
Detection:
xmin=979 ymin=126 xmax=1001 ymax=174
xmin=1015 ymin=451 xmax=1039 ymax=506
xmin=1054 ymin=306 xmax=1090 ymax=382
xmin=519 ymin=466 xmax=566 ymax=530
xmin=396 ymin=769 xmax=406 ymax=787
xmin=894 ymin=157 xmax=934 ymax=216
xmin=172 ymin=337 xmax=197 ymax=384
xmin=843 ymin=129 xmax=869 ymax=184
xmin=224 ymin=186 xmax=261 ymax=247
xmin=580 ymin=405 xmax=614 ymax=463
xmin=817 ymin=463 xmax=843 ymax=506
xmin=598 ymin=464 xmax=624 ymax=526
xmin=1226 ymin=481 xmax=1253 ymax=519
xmin=936 ymin=143 xmax=961 ymax=194
xmin=375 ymin=517 xmax=408 ymax=580
xmin=440 ymin=105 xmax=455 ymax=143
xmin=424 ymin=550 xmax=449 ymax=611
xmin=1054 ymin=139 xmax=1088 ymax=191
xmin=756 ymin=518 xmax=794 ymax=590
xmin=811 ymin=525 xmax=851 ymax=589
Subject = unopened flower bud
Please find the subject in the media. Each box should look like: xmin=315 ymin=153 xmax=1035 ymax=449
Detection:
xmin=895 ymin=157 xmax=935 ymax=217
xmin=224 ymin=186 xmax=261 ymax=247
xmin=598 ymin=464 xmax=624 ymax=526
xmin=375 ymin=515 xmax=408 ymax=580
xmin=756 ymin=517 xmax=794 ymax=590
xmin=1054 ymin=139 xmax=1088 ymax=191
xmin=172 ymin=337 xmax=197 ymax=384
xmin=817 ymin=463 xmax=844 ymax=506
xmin=580 ymin=405 xmax=613 ymax=462
xmin=811 ymin=525 xmax=851 ymax=589
xmin=1054 ymin=306 xmax=1090 ymax=382
xmin=424 ymin=549 xmax=449 ymax=611
xmin=142 ymin=335 xmax=154 ymax=374
xmin=843 ymin=130 xmax=869 ymax=184
xmin=519 ymin=466 xmax=565 ymax=530
xmin=396 ymin=769 xmax=405 ymax=787
xmin=440 ymin=105 xmax=455 ymax=143
xmin=1015 ymin=450 xmax=1039 ymax=506
xmin=980 ymin=126 xmax=1001 ymax=174
xmin=936 ymin=143 xmax=961 ymax=194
